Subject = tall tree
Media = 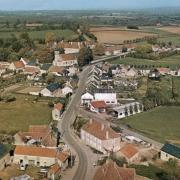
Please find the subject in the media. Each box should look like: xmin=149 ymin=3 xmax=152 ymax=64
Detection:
xmin=78 ymin=47 xmax=93 ymax=66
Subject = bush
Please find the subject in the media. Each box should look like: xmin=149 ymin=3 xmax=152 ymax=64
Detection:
xmin=4 ymin=95 xmax=16 ymax=102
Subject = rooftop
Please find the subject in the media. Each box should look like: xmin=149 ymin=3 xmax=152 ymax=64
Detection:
xmin=161 ymin=143 xmax=180 ymax=159
xmin=120 ymin=144 xmax=138 ymax=159
xmin=90 ymin=101 xmax=106 ymax=109
xmin=54 ymin=103 xmax=63 ymax=110
xmin=93 ymin=160 xmax=136 ymax=180
xmin=82 ymin=120 xmax=120 ymax=140
xmin=46 ymin=83 xmax=62 ymax=92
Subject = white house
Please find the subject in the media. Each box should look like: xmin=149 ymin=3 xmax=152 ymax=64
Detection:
xmin=81 ymin=119 xmax=121 ymax=154
xmin=89 ymin=100 xmax=107 ymax=113
xmin=94 ymin=89 xmax=117 ymax=105
xmin=81 ymin=92 xmax=94 ymax=106
xmin=41 ymin=83 xmax=62 ymax=97
xmin=13 ymin=146 xmax=69 ymax=169
xmin=9 ymin=61 xmax=25 ymax=71
xmin=112 ymin=102 xmax=143 ymax=119
xmin=160 ymin=143 xmax=180 ymax=162
xmin=62 ymin=86 xmax=73 ymax=96
xmin=53 ymin=51 xmax=78 ymax=67
xmin=52 ymin=103 xmax=64 ymax=121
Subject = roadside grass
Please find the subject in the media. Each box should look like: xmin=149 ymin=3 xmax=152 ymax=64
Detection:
xmin=110 ymin=55 xmax=180 ymax=69
xmin=0 ymin=94 xmax=52 ymax=134
xmin=0 ymin=29 xmax=78 ymax=40
xmin=117 ymin=106 xmax=180 ymax=145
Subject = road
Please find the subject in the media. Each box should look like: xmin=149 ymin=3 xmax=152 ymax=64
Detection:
xmin=58 ymin=66 xmax=92 ymax=180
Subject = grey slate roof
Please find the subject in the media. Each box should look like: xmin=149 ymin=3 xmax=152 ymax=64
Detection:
xmin=161 ymin=143 xmax=180 ymax=159
xmin=46 ymin=83 xmax=62 ymax=92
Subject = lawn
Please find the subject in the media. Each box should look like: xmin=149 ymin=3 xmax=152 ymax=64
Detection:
xmin=110 ymin=55 xmax=180 ymax=69
xmin=118 ymin=106 xmax=180 ymax=145
xmin=0 ymin=94 xmax=52 ymax=134
xmin=0 ymin=29 xmax=78 ymax=40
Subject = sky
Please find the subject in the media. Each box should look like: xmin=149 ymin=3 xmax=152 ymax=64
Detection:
xmin=0 ymin=0 xmax=180 ymax=11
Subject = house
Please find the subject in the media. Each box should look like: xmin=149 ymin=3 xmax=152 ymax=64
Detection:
xmin=157 ymin=68 xmax=171 ymax=76
xmin=15 ymin=125 xmax=56 ymax=147
xmin=23 ymin=66 xmax=40 ymax=77
xmin=62 ymin=85 xmax=73 ymax=96
xmin=58 ymin=41 xmax=83 ymax=54
xmin=126 ymin=68 xmax=138 ymax=77
xmin=89 ymin=100 xmax=107 ymax=113
xmin=160 ymin=143 xmax=180 ymax=162
xmin=94 ymin=88 xmax=117 ymax=105
xmin=93 ymin=160 xmax=138 ymax=180
xmin=53 ymin=51 xmax=78 ymax=67
xmin=48 ymin=66 xmax=66 ymax=76
xmin=119 ymin=144 xmax=139 ymax=164
xmin=52 ymin=103 xmax=64 ymax=121
xmin=0 ymin=62 xmax=10 ymax=76
xmin=13 ymin=145 xmax=69 ymax=169
xmin=9 ymin=61 xmax=25 ymax=71
xmin=112 ymin=102 xmax=143 ymax=119
xmin=48 ymin=163 xmax=61 ymax=180
xmin=40 ymin=63 xmax=52 ymax=74
xmin=40 ymin=83 xmax=62 ymax=97
xmin=81 ymin=92 xmax=94 ymax=106
xmin=148 ymin=69 xmax=160 ymax=80
xmin=0 ymin=66 xmax=6 ymax=76
xmin=81 ymin=119 xmax=121 ymax=154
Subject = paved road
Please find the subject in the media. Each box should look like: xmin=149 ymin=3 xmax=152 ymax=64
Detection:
xmin=58 ymin=66 xmax=91 ymax=180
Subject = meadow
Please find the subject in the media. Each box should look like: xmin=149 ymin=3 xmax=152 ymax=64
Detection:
xmin=118 ymin=106 xmax=180 ymax=145
xmin=0 ymin=94 xmax=52 ymax=134
xmin=0 ymin=29 xmax=78 ymax=40
xmin=110 ymin=54 xmax=180 ymax=69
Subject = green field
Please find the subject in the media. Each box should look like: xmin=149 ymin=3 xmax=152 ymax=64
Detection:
xmin=0 ymin=29 xmax=78 ymax=40
xmin=111 ymin=55 xmax=180 ymax=69
xmin=0 ymin=95 xmax=52 ymax=134
xmin=118 ymin=106 xmax=180 ymax=145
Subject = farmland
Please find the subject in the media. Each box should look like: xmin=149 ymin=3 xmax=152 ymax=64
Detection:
xmin=157 ymin=26 xmax=180 ymax=35
xmin=110 ymin=54 xmax=180 ymax=68
xmin=90 ymin=27 xmax=156 ymax=44
xmin=118 ymin=106 xmax=180 ymax=145
xmin=0 ymin=29 xmax=78 ymax=40
xmin=0 ymin=94 xmax=52 ymax=134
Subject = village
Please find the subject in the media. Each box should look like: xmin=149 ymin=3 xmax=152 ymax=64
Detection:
xmin=0 ymin=33 xmax=180 ymax=180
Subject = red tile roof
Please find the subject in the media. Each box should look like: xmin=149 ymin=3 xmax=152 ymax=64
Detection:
xmin=49 ymin=66 xmax=64 ymax=73
xmin=48 ymin=163 xmax=61 ymax=174
xmin=29 ymin=125 xmax=49 ymax=133
xmin=24 ymin=67 xmax=40 ymax=74
xmin=13 ymin=61 xmax=25 ymax=69
xmin=91 ymin=101 xmax=106 ymax=109
xmin=54 ymin=103 xmax=63 ymax=111
xmin=120 ymin=144 xmax=138 ymax=159
xmin=60 ymin=54 xmax=77 ymax=62
xmin=157 ymin=68 xmax=170 ymax=74
xmin=82 ymin=120 xmax=120 ymax=140
xmin=15 ymin=146 xmax=69 ymax=162
xmin=93 ymin=160 xmax=136 ymax=180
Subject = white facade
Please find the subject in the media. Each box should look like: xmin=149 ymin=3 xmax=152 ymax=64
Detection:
xmin=94 ymin=93 xmax=117 ymax=105
xmin=81 ymin=129 xmax=120 ymax=154
xmin=62 ymin=86 xmax=73 ymax=96
xmin=65 ymin=48 xmax=79 ymax=54
xmin=40 ymin=88 xmax=61 ymax=97
xmin=113 ymin=102 xmax=143 ymax=119
xmin=81 ymin=92 xmax=94 ymax=105
xmin=53 ymin=51 xmax=78 ymax=67
xmin=14 ymin=154 xmax=56 ymax=167
xmin=52 ymin=109 xmax=62 ymax=121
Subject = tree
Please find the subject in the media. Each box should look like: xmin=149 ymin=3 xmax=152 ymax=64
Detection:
xmin=93 ymin=44 xmax=105 ymax=56
xmin=163 ymin=159 xmax=180 ymax=180
xmin=122 ymin=46 xmax=128 ymax=53
xmin=135 ymin=44 xmax=152 ymax=54
xmin=45 ymin=32 xmax=56 ymax=45
xmin=78 ymin=47 xmax=93 ymax=66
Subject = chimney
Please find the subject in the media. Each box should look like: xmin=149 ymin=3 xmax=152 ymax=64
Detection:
xmin=90 ymin=119 xmax=93 ymax=124
xmin=106 ymin=131 xmax=109 ymax=139
xmin=101 ymin=124 xmax=105 ymax=131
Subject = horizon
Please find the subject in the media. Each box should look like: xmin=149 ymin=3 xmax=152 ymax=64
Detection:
xmin=0 ymin=0 xmax=180 ymax=11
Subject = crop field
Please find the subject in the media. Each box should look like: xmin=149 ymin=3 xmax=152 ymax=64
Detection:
xmin=118 ymin=106 xmax=180 ymax=145
xmin=0 ymin=94 xmax=52 ymax=134
xmin=110 ymin=54 xmax=180 ymax=68
xmin=0 ymin=29 xmax=78 ymax=40
xmin=90 ymin=27 xmax=156 ymax=44
xmin=157 ymin=26 xmax=180 ymax=35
